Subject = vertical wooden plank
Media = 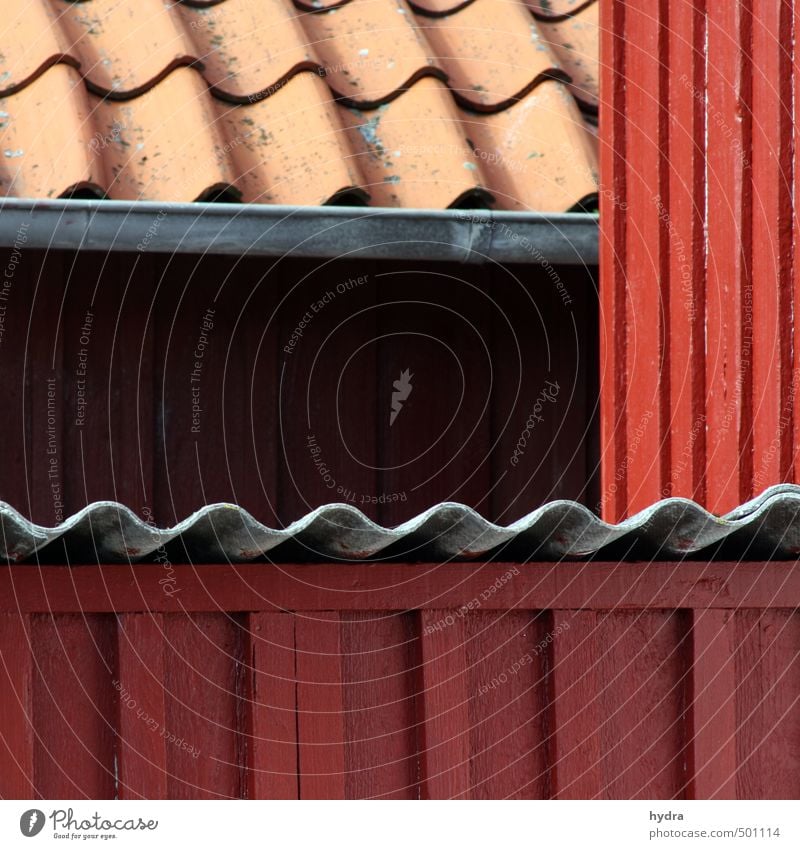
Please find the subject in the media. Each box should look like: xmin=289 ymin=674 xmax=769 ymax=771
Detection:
xmin=748 ymin=0 xmax=793 ymax=497
xmin=152 ymin=251 xmax=279 ymax=525
xmin=547 ymin=610 xmax=603 ymax=799
xmin=194 ymin=255 xmax=248 ymax=511
xmin=155 ymin=255 xmax=249 ymax=522
xmin=245 ymin=612 xmax=298 ymax=800
xmin=153 ymin=253 xmax=181 ymax=525
xmin=416 ymin=610 xmax=472 ymax=799
xmin=735 ymin=610 xmax=800 ymax=798
xmin=0 ymin=613 xmax=34 ymax=798
xmin=666 ymin=0 xmax=706 ymax=502
xmin=466 ymin=610 xmax=550 ymax=799
xmin=551 ymin=267 xmax=596 ymax=503
xmin=596 ymin=610 xmax=686 ymax=799
xmin=110 ymin=252 xmax=155 ymax=517
xmin=490 ymin=265 xmax=564 ymax=522
xmin=164 ymin=613 xmax=243 ymax=799
xmin=340 ymin=612 xmax=419 ymax=799
xmin=704 ymin=0 xmax=753 ymax=512
xmin=621 ymin=0 xmax=668 ymax=513
xmin=598 ymin=0 xmax=629 ymax=522
xmin=794 ymin=0 xmax=800 ymax=486
xmin=735 ymin=609 xmax=767 ymax=799
xmin=378 ymin=266 xmax=492 ymax=525
xmin=278 ymin=259 xmax=378 ymax=525
xmin=0 ymin=244 xmax=32 ymax=513
xmin=686 ymin=609 xmax=737 ymax=799
xmin=236 ymin=258 xmax=280 ymax=525
xmin=61 ymin=250 xmax=114 ymax=513
xmin=32 ymin=613 xmax=117 ymax=799
xmin=603 ymin=0 xmax=796 ymax=512
xmin=583 ymin=268 xmax=602 ymax=512
xmin=116 ymin=613 xmax=168 ymax=799
xmin=295 ymin=612 xmax=347 ymax=799
xmin=26 ymin=252 xmax=66 ymax=525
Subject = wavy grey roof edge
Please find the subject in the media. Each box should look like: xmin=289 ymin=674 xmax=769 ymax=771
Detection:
xmin=2 ymin=484 xmax=800 ymax=563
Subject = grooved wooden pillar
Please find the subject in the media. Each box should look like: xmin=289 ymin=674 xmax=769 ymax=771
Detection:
xmin=599 ymin=0 xmax=797 ymax=521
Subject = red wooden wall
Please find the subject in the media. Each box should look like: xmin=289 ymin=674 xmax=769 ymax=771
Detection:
xmin=1 ymin=561 xmax=798 ymax=800
xmin=600 ymin=0 xmax=800 ymax=521
xmin=4 ymin=0 xmax=800 ymax=803
xmin=0 ymin=249 xmax=597 ymax=530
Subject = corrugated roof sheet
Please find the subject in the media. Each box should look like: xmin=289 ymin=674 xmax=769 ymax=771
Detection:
xmin=4 ymin=485 xmax=800 ymax=563
xmin=0 ymin=0 xmax=598 ymax=210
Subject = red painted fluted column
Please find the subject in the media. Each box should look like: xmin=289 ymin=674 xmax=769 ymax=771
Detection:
xmin=599 ymin=0 xmax=797 ymax=521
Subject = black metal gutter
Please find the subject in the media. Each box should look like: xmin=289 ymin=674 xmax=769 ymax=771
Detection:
xmin=0 ymin=198 xmax=598 ymax=265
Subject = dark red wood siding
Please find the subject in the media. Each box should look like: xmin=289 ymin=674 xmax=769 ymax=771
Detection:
xmin=0 ymin=249 xmax=597 ymax=530
xmin=1 ymin=562 xmax=798 ymax=800
xmin=599 ymin=0 xmax=798 ymax=520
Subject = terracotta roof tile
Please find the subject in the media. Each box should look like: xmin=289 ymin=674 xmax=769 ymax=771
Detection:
xmin=460 ymin=79 xmax=597 ymax=211
xmin=216 ymin=73 xmax=366 ymax=204
xmin=538 ymin=0 xmax=598 ymax=108
xmin=339 ymin=77 xmax=492 ymax=208
xmin=405 ymin=0 xmax=473 ymax=16
xmin=406 ymin=0 xmax=593 ymax=20
xmin=177 ymin=0 xmax=321 ymax=101
xmin=293 ymin=0 xmax=350 ymax=13
xmin=0 ymin=65 xmax=101 ymax=198
xmin=0 ymin=0 xmax=78 ymax=96
xmin=95 ymin=67 xmax=237 ymax=201
xmin=303 ymin=0 xmax=445 ymax=106
xmin=422 ymin=0 xmax=566 ymax=110
xmin=52 ymin=0 xmax=196 ymax=97
xmin=525 ymin=0 xmax=596 ymax=19
xmin=0 ymin=0 xmax=599 ymax=211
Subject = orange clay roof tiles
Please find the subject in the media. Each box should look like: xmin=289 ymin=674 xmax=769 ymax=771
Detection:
xmin=420 ymin=0 xmax=568 ymax=111
xmin=537 ymin=1 xmax=598 ymax=108
xmin=525 ymin=0 xmax=596 ymax=19
xmin=0 ymin=0 xmax=599 ymax=211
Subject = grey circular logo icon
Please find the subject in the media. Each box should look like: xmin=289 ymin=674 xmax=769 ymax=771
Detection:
xmin=19 ymin=810 xmax=45 ymax=837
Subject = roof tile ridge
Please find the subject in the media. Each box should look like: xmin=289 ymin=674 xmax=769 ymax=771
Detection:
xmin=0 ymin=54 xmax=80 ymax=98
xmin=448 ymin=67 xmax=572 ymax=114
xmin=529 ymin=0 xmax=598 ymax=23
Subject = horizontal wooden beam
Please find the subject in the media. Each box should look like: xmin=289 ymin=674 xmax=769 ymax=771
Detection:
xmin=0 ymin=562 xmax=797 ymax=613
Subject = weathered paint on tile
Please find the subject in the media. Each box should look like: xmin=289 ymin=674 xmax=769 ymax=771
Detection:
xmin=423 ymin=0 xmax=564 ymax=110
xmin=0 ymin=0 xmax=599 ymax=209
xmin=52 ymin=0 xmax=195 ymax=97
xmin=404 ymin=0 xmax=473 ymax=15
xmin=339 ymin=77 xmax=490 ymax=207
xmin=293 ymin=0 xmax=351 ymax=11
xmin=459 ymin=79 xmax=598 ymax=211
xmin=94 ymin=68 xmax=236 ymax=201
xmin=303 ymin=0 xmax=445 ymax=106
xmin=525 ymin=0 xmax=595 ymax=19
xmin=0 ymin=0 xmax=77 ymax=96
xmin=177 ymin=0 xmax=321 ymax=102
xmin=217 ymin=72 xmax=365 ymax=205
xmin=21 ymin=0 xmax=597 ymax=106
xmin=538 ymin=0 xmax=598 ymax=108
xmin=0 ymin=66 xmax=101 ymax=198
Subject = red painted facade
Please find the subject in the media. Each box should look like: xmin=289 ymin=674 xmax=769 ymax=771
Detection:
xmin=2 ymin=562 xmax=798 ymax=800
xmin=600 ymin=0 xmax=798 ymax=521
xmin=2 ymin=0 xmax=799 ymax=800
xmin=0 ymin=247 xmax=606 ymax=799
